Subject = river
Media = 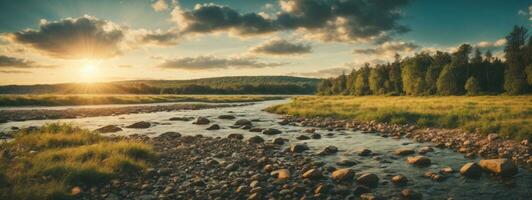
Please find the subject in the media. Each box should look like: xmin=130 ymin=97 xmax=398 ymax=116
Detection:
xmin=0 ymin=99 xmax=530 ymax=199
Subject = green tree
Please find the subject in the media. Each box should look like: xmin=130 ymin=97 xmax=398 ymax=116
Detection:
xmin=425 ymin=51 xmax=451 ymax=94
xmin=401 ymin=53 xmax=432 ymax=95
xmin=465 ymin=76 xmax=481 ymax=95
xmin=437 ymin=65 xmax=462 ymax=95
xmin=369 ymin=64 xmax=390 ymax=95
xmin=354 ymin=65 xmax=371 ymax=95
xmin=504 ymin=26 xmax=528 ymax=94
xmin=388 ymin=53 xmax=403 ymax=95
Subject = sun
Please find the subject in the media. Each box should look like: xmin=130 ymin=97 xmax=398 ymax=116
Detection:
xmin=80 ymin=61 xmax=100 ymax=82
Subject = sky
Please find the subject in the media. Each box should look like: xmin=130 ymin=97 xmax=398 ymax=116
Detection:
xmin=0 ymin=0 xmax=530 ymax=85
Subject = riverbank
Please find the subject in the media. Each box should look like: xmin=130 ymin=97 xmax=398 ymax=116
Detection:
xmin=0 ymin=94 xmax=285 ymax=107
xmin=0 ymin=103 xmax=250 ymax=123
xmin=266 ymin=96 xmax=532 ymax=140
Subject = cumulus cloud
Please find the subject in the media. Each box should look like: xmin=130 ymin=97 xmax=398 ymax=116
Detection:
xmin=152 ymin=0 xmax=169 ymax=12
xmin=156 ymin=56 xmax=286 ymax=70
xmin=251 ymin=39 xmax=311 ymax=55
xmin=171 ymin=0 xmax=410 ymax=42
xmin=135 ymin=29 xmax=180 ymax=46
xmin=476 ymin=38 xmax=507 ymax=49
xmin=6 ymin=16 xmax=126 ymax=59
xmin=0 ymin=55 xmax=54 ymax=68
xmin=353 ymin=41 xmax=418 ymax=56
xmin=517 ymin=5 xmax=532 ymax=21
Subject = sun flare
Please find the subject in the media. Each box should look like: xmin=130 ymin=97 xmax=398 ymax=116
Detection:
xmin=80 ymin=61 xmax=100 ymax=82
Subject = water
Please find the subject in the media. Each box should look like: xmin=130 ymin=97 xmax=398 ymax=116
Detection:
xmin=0 ymin=100 xmax=530 ymax=199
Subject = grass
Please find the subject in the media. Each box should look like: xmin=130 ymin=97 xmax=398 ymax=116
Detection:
xmin=266 ymin=96 xmax=532 ymax=140
xmin=0 ymin=123 xmax=155 ymax=200
xmin=0 ymin=94 xmax=286 ymax=107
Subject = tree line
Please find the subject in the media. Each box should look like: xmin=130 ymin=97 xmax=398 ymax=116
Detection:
xmin=317 ymin=26 xmax=532 ymax=96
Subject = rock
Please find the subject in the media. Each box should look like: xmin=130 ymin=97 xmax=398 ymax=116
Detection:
xmin=71 ymin=186 xmax=82 ymax=196
xmin=296 ymin=135 xmax=310 ymax=140
xmin=94 ymin=125 xmax=122 ymax=133
xmin=262 ymin=128 xmax=282 ymax=135
xmin=336 ymin=159 xmax=358 ymax=167
xmin=353 ymin=185 xmax=371 ymax=195
xmin=311 ymin=133 xmax=321 ymax=139
xmin=318 ymin=146 xmax=338 ymax=156
xmin=249 ymin=128 xmax=263 ymax=132
xmin=272 ymin=169 xmax=290 ymax=179
xmin=126 ymin=121 xmax=151 ymax=129
xmin=302 ymin=169 xmax=322 ymax=179
xmin=487 ymin=133 xmax=500 ymax=141
xmin=159 ymin=131 xmax=181 ymax=139
xmin=479 ymin=159 xmax=517 ymax=177
xmin=424 ymin=171 xmax=445 ymax=181
xmin=192 ymin=117 xmax=210 ymax=125
xmin=459 ymin=162 xmax=482 ymax=178
xmin=360 ymin=193 xmax=378 ymax=200
xmin=440 ymin=167 xmax=454 ymax=174
xmin=357 ymin=148 xmax=372 ymax=156
xmin=314 ymin=183 xmax=331 ymax=194
xmin=394 ymin=148 xmax=415 ymax=156
xmin=304 ymin=128 xmax=316 ymax=133
xmin=406 ymin=156 xmax=431 ymax=167
xmin=263 ymin=164 xmax=274 ymax=173
xmin=218 ymin=115 xmax=236 ymax=119
xmin=356 ymin=173 xmax=379 ymax=188
xmin=278 ymin=119 xmax=289 ymax=125
xmin=331 ymin=168 xmax=355 ymax=183
xmin=391 ymin=175 xmax=408 ymax=185
xmin=290 ymin=144 xmax=309 ymax=153
xmin=401 ymin=189 xmax=422 ymax=200
xmin=158 ymin=168 xmax=171 ymax=175
xmin=234 ymin=119 xmax=252 ymax=126
xmin=247 ymin=136 xmax=264 ymax=144
xmin=206 ymin=124 xmax=220 ymax=130
xmin=418 ymin=147 xmax=434 ymax=155
xmin=227 ymin=133 xmax=243 ymax=140
xmin=169 ymin=116 xmax=192 ymax=121
xmin=272 ymin=137 xmax=287 ymax=145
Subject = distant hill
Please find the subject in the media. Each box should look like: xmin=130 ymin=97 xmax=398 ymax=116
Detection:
xmin=0 ymin=76 xmax=320 ymax=94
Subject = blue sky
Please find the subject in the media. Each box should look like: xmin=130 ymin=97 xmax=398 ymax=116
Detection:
xmin=0 ymin=0 xmax=530 ymax=84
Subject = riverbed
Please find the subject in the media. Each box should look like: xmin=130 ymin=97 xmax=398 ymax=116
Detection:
xmin=0 ymin=99 xmax=530 ymax=199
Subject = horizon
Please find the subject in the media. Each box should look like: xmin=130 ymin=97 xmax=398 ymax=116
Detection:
xmin=0 ymin=0 xmax=531 ymax=85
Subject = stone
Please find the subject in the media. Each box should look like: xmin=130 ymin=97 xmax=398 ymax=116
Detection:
xmin=487 ymin=133 xmax=500 ymax=141
xmin=227 ymin=133 xmax=244 ymax=140
xmin=304 ymin=128 xmax=316 ymax=133
xmin=401 ymin=189 xmax=422 ymax=200
xmin=356 ymin=173 xmax=379 ymax=188
xmin=126 ymin=121 xmax=151 ymax=129
xmin=218 ymin=115 xmax=236 ymax=119
xmin=158 ymin=131 xmax=181 ymax=139
xmin=479 ymin=159 xmax=517 ymax=177
xmin=311 ymin=133 xmax=321 ymax=139
xmin=461 ymin=163 xmax=482 ymax=177
xmin=247 ymin=136 xmax=264 ymax=144
xmin=289 ymin=144 xmax=309 ymax=153
xmin=272 ymin=169 xmax=290 ymax=179
xmin=249 ymin=128 xmax=263 ymax=132
xmin=272 ymin=137 xmax=286 ymax=145
xmin=360 ymin=193 xmax=378 ymax=200
xmin=336 ymin=159 xmax=358 ymax=167
xmin=262 ymin=128 xmax=282 ymax=135
xmin=418 ymin=147 xmax=434 ymax=155
xmin=406 ymin=156 xmax=431 ymax=167
xmin=302 ymin=169 xmax=322 ymax=179
xmin=331 ymin=168 xmax=355 ymax=183
xmin=71 ymin=186 xmax=82 ymax=196
xmin=94 ymin=125 xmax=122 ymax=133
xmin=358 ymin=148 xmax=372 ymax=156
xmin=192 ymin=117 xmax=210 ymax=125
xmin=169 ymin=117 xmax=192 ymax=121
xmin=318 ymin=146 xmax=338 ymax=156
xmin=296 ymin=135 xmax=310 ymax=140
xmin=391 ymin=175 xmax=408 ymax=185
xmin=394 ymin=148 xmax=415 ymax=156
xmin=234 ymin=119 xmax=252 ymax=126
xmin=278 ymin=119 xmax=289 ymax=125
xmin=206 ymin=124 xmax=220 ymax=130
xmin=353 ymin=185 xmax=371 ymax=195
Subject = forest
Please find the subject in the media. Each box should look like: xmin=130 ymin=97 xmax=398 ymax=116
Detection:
xmin=317 ymin=26 xmax=532 ymax=96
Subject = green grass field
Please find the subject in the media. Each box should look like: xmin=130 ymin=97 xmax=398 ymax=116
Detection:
xmin=0 ymin=94 xmax=285 ymax=107
xmin=0 ymin=124 xmax=155 ymax=200
xmin=266 ymin=96 xmax=532 ymax=140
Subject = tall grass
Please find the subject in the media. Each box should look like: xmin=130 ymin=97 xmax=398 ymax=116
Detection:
xmin=0 ymin=123 xmax=155 ymax=200
xmin=0 ymin=94 xmax=285 ymax=107
xmin=266 ymin=96 xmax=532 ymax=140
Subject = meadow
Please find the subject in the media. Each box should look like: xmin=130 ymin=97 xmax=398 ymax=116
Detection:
xmin=0 ymin=94 xmax=285 ymax=107
xmin=266 ymin=96 xmax=532 ymax=140
xmin=0 ymin=124 xmax=155 ymax=200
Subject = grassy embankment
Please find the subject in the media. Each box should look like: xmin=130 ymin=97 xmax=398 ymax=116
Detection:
xmin=266 ymin=96 xmax=532 ymax=140
xmin=0 ymin=94 xmax=285 ymax=107
xmin=0 ymin=124 xmax=155 ymax=200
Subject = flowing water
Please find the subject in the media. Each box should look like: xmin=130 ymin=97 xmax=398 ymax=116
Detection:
xmin=1 ymin=100 xmax=530 ymax=199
